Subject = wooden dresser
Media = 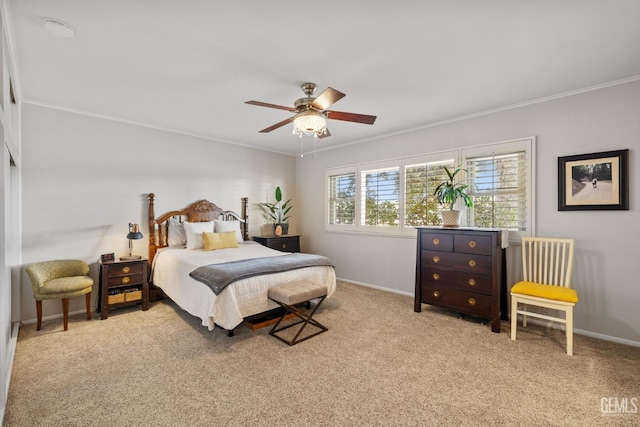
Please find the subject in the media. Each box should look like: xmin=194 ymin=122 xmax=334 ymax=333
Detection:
xmin=414 ymin=227 xmax=504 ymax=332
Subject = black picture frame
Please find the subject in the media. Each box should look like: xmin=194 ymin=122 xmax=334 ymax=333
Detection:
xmin=558 ymin=149 xmax=629 ymax=211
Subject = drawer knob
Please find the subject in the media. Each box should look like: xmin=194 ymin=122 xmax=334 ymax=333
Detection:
xmin=468 ymin=240 xmax=476 ymax=248
xmin=468 ymin=260 xmax=476 ymax=268
xmin=433 ymin=291 xmax=440 ymax=298
xmin=468 ymin=298 xmax=476 ymax=306
xmin=282 ymin=243 xmax=287 ymax=249
xmin=433 ymin=273 xmax=440 ymax=281
xmin=433 ymin=256 xmax=440 ymax=264
xmin=122 ymin=266 xmax=131 ymax=274
xmin=432 ymin=238 xmax=440 ymax=246
xmin=468 ymin=279 xmax=476 ymax=286
xmin=121 ymin=277 xmax=131 ymax=284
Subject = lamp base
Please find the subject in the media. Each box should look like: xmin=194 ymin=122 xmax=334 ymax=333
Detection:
xmin=120 ymin=255 xmax=142 ymax=260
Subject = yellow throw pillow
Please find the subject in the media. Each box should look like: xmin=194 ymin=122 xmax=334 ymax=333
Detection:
xmin=203 ymin=231 xmax=240 ymax=250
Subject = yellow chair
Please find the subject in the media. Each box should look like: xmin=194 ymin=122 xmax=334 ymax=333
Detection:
xmin=510 ymin=237 xmax=577 ymax=355
xmin=26 ymin=260 xmax=94 ymax=331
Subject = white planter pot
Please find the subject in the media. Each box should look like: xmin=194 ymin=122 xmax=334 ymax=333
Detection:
xmin=440 ymin=210 xmax=461 ymax=228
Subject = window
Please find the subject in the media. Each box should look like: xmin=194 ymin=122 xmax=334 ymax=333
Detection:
xmin=327 ymin=168 xmax=356 ymax=230
xmin=325 ymin=137 xmax=535 ymax=240
xmin=404 ymin=156 xmax=455 ymax=228
xmin=360 ymin=164 xmax=400 ymax=230
xmin=463 ymin=137 xmax=535 ymax=240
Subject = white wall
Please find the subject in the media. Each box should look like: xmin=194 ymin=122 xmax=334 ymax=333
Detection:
xmin=20 ymin=103 xmax=297 ymax=322
xmin=296 ymin=80 xmax=640 ymax=345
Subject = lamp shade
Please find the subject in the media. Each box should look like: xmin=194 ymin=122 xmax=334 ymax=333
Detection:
xmin=127 ymin=223 xmax=143 ymax=240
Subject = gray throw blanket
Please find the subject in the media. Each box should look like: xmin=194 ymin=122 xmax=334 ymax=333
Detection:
xmin=189 ymin=253 xmax=334 ymax=295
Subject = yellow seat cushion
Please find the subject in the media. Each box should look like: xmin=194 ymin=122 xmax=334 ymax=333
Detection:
xmin=511 ymin=281 xmax=578 ymax=303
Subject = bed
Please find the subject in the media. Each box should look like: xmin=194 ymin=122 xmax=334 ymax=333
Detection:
xmin=147 ymin=193 xmax=336 ymax=334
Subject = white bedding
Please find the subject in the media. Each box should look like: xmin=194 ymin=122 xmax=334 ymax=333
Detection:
xmin=151 ymin=241 xmax=336 ymax=331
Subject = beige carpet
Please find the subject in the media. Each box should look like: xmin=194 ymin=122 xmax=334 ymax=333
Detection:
xmin=4 ymin=282 xmax=639 ymax=426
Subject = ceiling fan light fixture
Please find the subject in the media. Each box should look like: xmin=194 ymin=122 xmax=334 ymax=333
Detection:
xmin=292 ymin=110 xmax=327 ymax=138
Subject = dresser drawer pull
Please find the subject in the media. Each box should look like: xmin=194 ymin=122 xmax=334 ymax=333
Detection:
xmin=433 ymin=291 xmax=440 ymax=298
xmin=122 ymin=266 xmax=130 ymax=274
xmin=468 ymin=260 xmax=476 ymax=267
xmin=468 ymin=240 xmax=476 ymax=248
xmin=468 ymin=298 xmax=476 ymax=306
xmin=282 ymin=243 xmax=287 ymax=249
xmin=433 ymin=256 xmax=440 ymax=264
xmin=121 ymin=277 xmax=131 ymax=285
xmin=433 ymin=273 xmax=440 ymax=281
xmin=468 ymin=279 xmax=476 ymax=286
xmin=432 ymin=238 xmax=440 ymax=246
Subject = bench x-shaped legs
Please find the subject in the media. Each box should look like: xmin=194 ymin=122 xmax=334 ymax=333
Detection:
xmin=268 ymin=296 xmax=328 ymax=346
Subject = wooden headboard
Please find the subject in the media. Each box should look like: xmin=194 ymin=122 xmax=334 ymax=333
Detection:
xmin=147 ymin=193 xmax=248 ymax=263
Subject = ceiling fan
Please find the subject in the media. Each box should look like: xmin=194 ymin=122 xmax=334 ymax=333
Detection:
xmin=245 ymin=82 xmax=377 ymax=139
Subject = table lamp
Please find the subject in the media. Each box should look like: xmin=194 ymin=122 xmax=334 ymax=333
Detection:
xmin=121 ymin=223 xmax=143 ymax=260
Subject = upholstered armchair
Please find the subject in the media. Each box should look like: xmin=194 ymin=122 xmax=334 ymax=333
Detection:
xmin=25 ymin=260 xmax=94 ymax=331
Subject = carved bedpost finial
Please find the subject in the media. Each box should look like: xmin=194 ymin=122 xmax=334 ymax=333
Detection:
xmin=241 ymin=197 xmax=249 ymax=241
xmin=148 ymin=193 xmax=156 ymax=254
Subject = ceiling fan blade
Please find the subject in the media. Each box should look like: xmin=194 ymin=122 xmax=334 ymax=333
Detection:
xmin=325 ymin=110 xmax=377 ymax=125
xmin=245 ymin=100 xmax=297 ymax=112
xmin=311 ymin=87 xmax=346 ymax=111
xmin=318 ymin=128 xmax=331 ymax=139
xmin=259 ymin=117 xmax=294 ymax=133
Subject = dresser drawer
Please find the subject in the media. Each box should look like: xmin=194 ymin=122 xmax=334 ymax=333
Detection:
xmin=420 ymin=232 xmax=453 ymax=252
xmin=453 ymin=234 xmax=493 ymax=255
xmin=420 ymin=267 xmax=492 ymax=295
xmin=421 ymin=284 xmax=492 ymax=317
xmin=421 ymin=250 xmax=493 ymax=275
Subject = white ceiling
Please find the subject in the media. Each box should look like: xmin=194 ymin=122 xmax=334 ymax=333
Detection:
xmin=7 ymin=0 xmax=640 ymax=156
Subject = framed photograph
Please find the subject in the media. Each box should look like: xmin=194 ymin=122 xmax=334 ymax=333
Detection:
xmin=558 ymin=149 xmax=629 ymax=211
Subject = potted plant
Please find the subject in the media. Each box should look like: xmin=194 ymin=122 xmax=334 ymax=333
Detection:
xmin=259 ymin=186 xmax=292 ymax=235
xmin=433 ymin=165 xmax=473 ymax=227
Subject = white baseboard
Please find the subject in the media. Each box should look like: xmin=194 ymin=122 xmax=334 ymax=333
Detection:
xmin=21 ymin=308 xmax=94 ymax=326
xmin=2 ymin=322 xmax=20 ymax=425
xmin=337 ymin=277 xmax=640 ymax=348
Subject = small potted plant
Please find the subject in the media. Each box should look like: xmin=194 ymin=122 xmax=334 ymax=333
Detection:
xmin=259 ymin=186 xmax=292 ymax=235
xmin=433 ymin=165 xmax=473 ymax=227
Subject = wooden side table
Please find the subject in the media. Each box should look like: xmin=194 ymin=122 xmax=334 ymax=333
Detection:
xmin=99 ymin=258 xmax=149 ymax=319
xmin=252 ymin=235 xmax=300 ymax=253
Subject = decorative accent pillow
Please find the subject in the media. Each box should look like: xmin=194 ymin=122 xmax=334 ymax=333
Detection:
xmin=203 ymin=231 xmax=240 ymax=250
xmin=214 ymin=219 xmax=243 ymax=243
xmin=168 ymin=217 xmax=187 ymax=247
xmin=183 ymin=221 xmax=214 ymax=250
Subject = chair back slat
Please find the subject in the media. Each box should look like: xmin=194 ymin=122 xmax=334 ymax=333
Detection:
xmin=521 ymin=237 xmax=574 ymax=288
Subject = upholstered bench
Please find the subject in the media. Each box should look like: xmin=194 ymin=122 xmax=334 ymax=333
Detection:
xmin=267 ymin=281 xmax=328 ymax=346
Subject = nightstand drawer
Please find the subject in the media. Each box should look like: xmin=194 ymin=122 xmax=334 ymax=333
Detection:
xmin=107 ymin=273 xmax=144 ymax=287
xmin=253 ymin=235 xmax=300 ymax=253
xmin=108 ymin=263 xmax=143 ymax=277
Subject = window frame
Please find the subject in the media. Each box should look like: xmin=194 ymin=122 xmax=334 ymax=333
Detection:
xmin=325 ymin=137 xmax=536 ymax=241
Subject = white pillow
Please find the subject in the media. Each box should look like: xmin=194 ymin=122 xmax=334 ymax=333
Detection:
xmin=214 ymin=219 xmax=243 ymax=243
xmin=167 ymin=217 xmax=187 ymax=247
xmin=183 ymin=221 xmax=214 ymax=250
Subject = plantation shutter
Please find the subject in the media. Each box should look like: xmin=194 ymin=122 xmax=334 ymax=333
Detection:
xmin=404 ymin=159 xmax=455 ymax=227
xmin=465 ymin=151 xmax=527 ymax=230
xmin=360 ymin=165 xmax=400 ymax=227
xmin=327 ymin=171 xmax=356 ymax=225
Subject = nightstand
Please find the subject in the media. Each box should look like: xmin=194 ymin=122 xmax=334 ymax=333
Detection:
xmin=253 ymin=235 xmax=300 ymax=253
xmin=99 ymin=258 xmax=149 ymax=319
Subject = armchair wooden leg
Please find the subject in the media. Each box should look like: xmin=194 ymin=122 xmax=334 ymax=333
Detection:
xmin=85 ymin=292 xmax=92 ymax=320
xmin=36 ymin=300 xmax=43 ymax=331
xmin=62 ymin=298 xmax=70 ymax=331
